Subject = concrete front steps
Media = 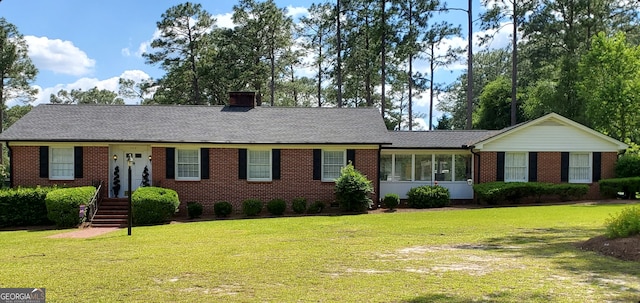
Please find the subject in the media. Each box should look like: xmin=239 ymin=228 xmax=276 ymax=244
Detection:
xmin=91 ymin=198 xmax=129 ymax=228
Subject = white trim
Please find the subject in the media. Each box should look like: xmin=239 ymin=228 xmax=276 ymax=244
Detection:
xmin=504 ymin=152 xmax=528 ymax=182
xmin=49 ymin=146 xmax=74 ymax=180
xmin=175 ymin=148 xmax=200 ymax=181
xmin=569 ymin=152 xmax=592 ymax=183
xmin=321 ymin=150 xmax=346 ymax=182
xmin=474 ymin=113 xmax=629 ymax=151
xmin=247 ymin=149 xmax=272 ymax=182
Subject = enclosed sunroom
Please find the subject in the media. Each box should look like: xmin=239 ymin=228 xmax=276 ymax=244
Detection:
xmin=380 ymin=130 xmax=497 ymax=200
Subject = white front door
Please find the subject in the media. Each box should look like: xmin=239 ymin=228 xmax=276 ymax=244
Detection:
xmin=110 ymin=146 xmax=152 ymax=197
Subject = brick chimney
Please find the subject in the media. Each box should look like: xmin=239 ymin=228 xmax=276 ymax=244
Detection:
xmin=228 ymin=92 xmax=259 ymax=108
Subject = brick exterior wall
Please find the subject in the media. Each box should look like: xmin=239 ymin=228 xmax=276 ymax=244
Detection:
xmin=151 ymin=147 xmax=379 ymax=214
xmin=478 ymin=151 xmax=618 ymax=199
xmin=10 ymin=146 xmax=109 ymax=194
xmin=8 ymin=144 xmax=618 ymax=211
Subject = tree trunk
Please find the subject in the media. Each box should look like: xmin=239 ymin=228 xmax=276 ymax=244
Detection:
xmin=290 ymin=66 xmax=298 ymax=106
xmin=186 ymin=20 xmax=201 ymax=105
xmin=270 ymin=47 xmax=276 ymax=106
xmin=317 ymin=34 xmax=323 ymax=107
xmin=511 ymin=1 xmax=518 ymax=126
xmin=408 ymin=1 xmax=413 ymax=130
xmin=429 ymin=45 xmax=435 ymax=130
xmin=365 ymin=15 xmax=373 ymax=107
xmin=465 ymin=0 xmax=473 ymax=130
xmin=380 ymin=0 xmax=386 ymax=119
xmin=336 ymin=0 xmax=343 ymax=107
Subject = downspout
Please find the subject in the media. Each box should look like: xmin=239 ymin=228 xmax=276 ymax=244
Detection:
xmin=6 ymin=142 xmax=12 ymax=188
xmin=376 ymin=144 xmax=382 ymax=209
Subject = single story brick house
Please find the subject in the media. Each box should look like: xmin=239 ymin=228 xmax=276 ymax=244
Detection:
xmin=380 ymin=113 xmax=628 ymax=200
xmin=0 ymin=94 xmax=628 ymax=212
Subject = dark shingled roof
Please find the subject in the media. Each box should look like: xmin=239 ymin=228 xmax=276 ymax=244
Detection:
xmin=0 ymin=104 xmax=391 ymax=145
xmin=384 ymin=130 xmax=502 ymax=149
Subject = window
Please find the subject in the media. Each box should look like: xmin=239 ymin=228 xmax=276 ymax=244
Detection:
xmin=50 ymin=147 xmax=74 ymax=180
xmin=415 ymin=154 xmax=432 ymax=181
xmin=435 ymin=155 xmax=452 ymax=181
xmin=505 ymin=152 xmax=527 ymax=182
xmin=455 ymin=154 xmax=472 ymax=182
xmin=380 ymin=153 xmax=472 ymax=182
xmin=569 ymin=153 xmax=591 ymax=183
xmin=176 ymin=149 xmax=200 ymax=180
xmin=322 ymin=150 xmax=345 ymax=181
xmin=394 ymin=154 xmax=413 ymax=181
xmin=380 ymin=154 xmax=392 ymax=181
xmin=248 ymin=150 xmax=271 ymax=181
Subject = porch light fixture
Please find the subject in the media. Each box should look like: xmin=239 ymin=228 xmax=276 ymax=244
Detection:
xmin=148 ymin=155 xmax=152 ymax=162
xmin=113 ymin=154 xmax=117 ymax=162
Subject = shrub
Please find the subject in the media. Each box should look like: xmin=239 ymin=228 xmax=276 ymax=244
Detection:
xmin=599 ymin=177 xmax=640 ymax=199
xmin=242 ymin=199 xmax=263 ymax=216
xmin=615 ymin=154 xmax=640 ymax=178
xmin=383 ymin=193 xmax=400 ymax=210
xmin=45 ymin=186 xmax=96 ymax=228
xmin=474 ymin=182 xmax=589 ymax=205
xmin=291 ymin=197 xmax=307 ymax=214
xmin=131 ymin=187 xmax=179 ymax=225
xmin=307 ymin=201 xmax=325 ymax=214
xmin=266 ymin=199 xmax=287 ymax=216
xmin=0 ymin=186 xmax=57 ymax=227
xmin=334 ymin=163 xmax=373 ymax=212
xmin=605 ymin=206 xmax=640 ymax=239
xmin=213 ymin=201 xmax=233 ymax=217
xmin=186 ymin=201 xmax=203 ymax=219
xmin=407 ymin=185 xmax=450 ymax=208
xmin=548 ymin=183 xmax=589 ymax=201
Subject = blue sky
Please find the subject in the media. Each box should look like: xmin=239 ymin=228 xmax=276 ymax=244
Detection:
xmin=1 ymin=0 xmax=510 ymax=129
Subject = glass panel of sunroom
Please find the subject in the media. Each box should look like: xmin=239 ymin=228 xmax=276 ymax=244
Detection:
xmin=394 ymin=154 xmax=412 ymax=181
xmin=454 ymin=154 xmax=472 ymax=182
xmin=434 ymin=155 xmax=452 ymax=181
xmin=415 ymin=154 xmax=432 ymax=181
xmin=380 ymin=154 xmax=392 ymax=181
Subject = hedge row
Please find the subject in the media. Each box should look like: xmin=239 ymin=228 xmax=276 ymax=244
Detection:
xmin=599 ymin=177 xmax=640 ymax=199
xmin=473 ymin=182 xmax=589 ymax=205
xmin=45 ymin=186 xmax=96 ymax=228
xmin=0 ymin=187 xmax=57 ymax=227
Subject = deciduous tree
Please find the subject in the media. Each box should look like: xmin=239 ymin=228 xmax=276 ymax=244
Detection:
xmin=578 ymin=32 xmax=640 ymax=143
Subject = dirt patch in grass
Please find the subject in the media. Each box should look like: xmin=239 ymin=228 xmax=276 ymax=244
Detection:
xmin=47 ymin=227 xmax=119 ymax=239
xmin=579 ymin=235 xmax=640 ymax=262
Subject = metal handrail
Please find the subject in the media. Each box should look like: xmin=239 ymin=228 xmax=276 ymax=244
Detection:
xmin=87 ymin=181 xmax=103 ymax=222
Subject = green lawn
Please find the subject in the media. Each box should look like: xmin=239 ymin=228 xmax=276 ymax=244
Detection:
xmin=1 ymin=203 xmax=639 ymax=302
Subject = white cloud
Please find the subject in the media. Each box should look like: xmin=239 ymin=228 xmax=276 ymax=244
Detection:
xmin=24 ymin=36 xmax=95 ymax=76
xmin=286 ymin=6 xmax=309 ymax=18
xmin=426 ymin=21 xmax=514 ymax=72
xmin=123 ymin=29 xmax=161 ymax=58
xmin=23 ymin=70 xmax=152 ymax=106
xmin=414 ymin=118 xmax=428 ymax=131
xmin=214 ymin=12 xmax=235 ymax=29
